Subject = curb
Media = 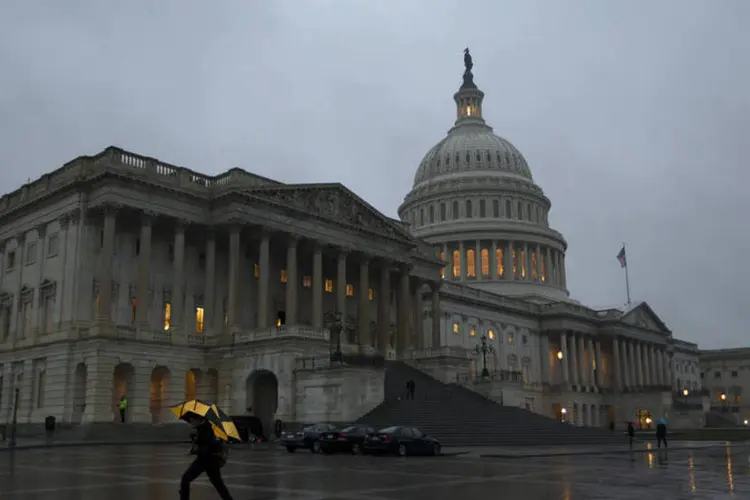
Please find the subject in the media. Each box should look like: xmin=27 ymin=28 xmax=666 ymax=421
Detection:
xmin=478 ymin=442 xmax=749 ymax=459
xmin=0 ymin=439 xmax=190 ymax=452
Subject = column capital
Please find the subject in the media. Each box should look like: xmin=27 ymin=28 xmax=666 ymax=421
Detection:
xmin=101 ymin=202 xmax=123 ymax=216
xmin=140 ymin=209 xmax=158 ymax=226
xmin=428 ymin=280 xmax=442 ymax=292
xmin=174 ymin=218 xmax=190 ymax=232
xmin=59 ymin=213 xmax=71 ymax=230
xmin=285 ymin=232 xmax=301 ymax=244
xmin=15 ymin=231 xmax=26 ymax=245
xmin=35 ymin=224 xmax=47 ymax=239
xmin=68 ymin=206 xmax=83 ymax=225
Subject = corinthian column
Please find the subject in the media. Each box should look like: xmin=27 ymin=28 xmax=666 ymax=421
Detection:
xmin=257 ymin=231 xmax=270 ymax=329
xmin=311 ymin=245 xmax=323 ymax=329
xmin=430 ymin=282 xmax=441 ymax=348
xmin=203 ymin=232 xmax=216 ymax=333
xmin=396 ymin=266 xmax=411 ymax=357
xmin=226 ymin=225 xmax=241 ymax=334
xmin=97 ymin=205 xmax=118 ymax=323
xmin=285 ymin=236 xmax=298 ymax=326
xmin=412 ymin=280 xmax=424 ymax=350
xmin=170 ymin=219 xmax=186 ymax=333
xmin=357 ymin=257 xmax=370 ymax=348
xmin=377 ymin=261 xmax=391 ymax=352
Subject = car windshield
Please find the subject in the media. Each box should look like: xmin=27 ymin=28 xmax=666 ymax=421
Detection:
xmin=340 ymin=426 xmax=356 ymax=433
xmin=378 ymin=426 xmax=398 ymax=433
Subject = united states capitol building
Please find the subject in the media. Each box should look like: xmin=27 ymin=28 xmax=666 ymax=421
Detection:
xmin=0 ymin=53 xmax=711 ymax=433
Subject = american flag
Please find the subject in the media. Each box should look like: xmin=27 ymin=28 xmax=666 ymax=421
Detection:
xmin=616 ymin=246 xmax=627 ymax=268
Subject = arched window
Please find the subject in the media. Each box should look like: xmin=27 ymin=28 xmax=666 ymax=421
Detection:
xmin=517 ymin=201 xmax=523 ymax=220
xmin=505 ymin=200 xmax=512 ymax=218
xmin=496 ymin=249 xmax=504 ymax=277
xmin=466 ymin=249 xmax=476 ymax=277
xmin=480 ymin=248 xmax=489 ymax=277
xmin=465 ymin=200 xmax=472 ymax=218
xmin=452 ymin=201 xmax=459 ymax=220
xmin=452 ymin=250 xmax=461 ymax=278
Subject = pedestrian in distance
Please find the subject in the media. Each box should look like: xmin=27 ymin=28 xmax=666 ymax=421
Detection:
xmin=406 ymin=379 xmax=415 ymax=400
xmin=180 ymin=415 xmax=234 ymax=500
xmin=655 ymin=417 xmax=668 ymax=449
xmin=118 ymin=395 xmax=128 ymax=423
xmin=626 ymin=421 xmax=635 ymax=449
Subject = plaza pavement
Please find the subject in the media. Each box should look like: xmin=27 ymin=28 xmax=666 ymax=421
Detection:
xmin=0 ymin=442 xmax=747 ymax=499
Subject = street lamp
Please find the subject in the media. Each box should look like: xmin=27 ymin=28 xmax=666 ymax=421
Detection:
xmin=8 ymin=388 xmax=20 ymax=449
xmin=473 ymin=335 xmax=495 ymax=378
xmin=682 ymin=388 xmax=689 ymax=405
xmin=330 ymin=311 xmax=343 ymax=363
xmin=557 ymin=351 xmax=563 ymax=360
xmin=561 ymin=408 xmax=567 ymax=422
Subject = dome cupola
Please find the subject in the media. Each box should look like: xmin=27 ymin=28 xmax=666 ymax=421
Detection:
xmin=399 ymin=49 xmax=569 ymax=300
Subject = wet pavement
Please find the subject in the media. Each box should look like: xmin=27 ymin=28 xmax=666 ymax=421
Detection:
xmin=0 ymin=443 xmax=748 ymax=499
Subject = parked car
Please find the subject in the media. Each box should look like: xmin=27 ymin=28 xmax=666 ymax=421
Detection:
xmin=318 ymin=424 xmax=376 ymax=455
xmin=280 ymin=423 xmax=337 ymax=453
xmin=363 ymin=426 xmax=441 ymax=457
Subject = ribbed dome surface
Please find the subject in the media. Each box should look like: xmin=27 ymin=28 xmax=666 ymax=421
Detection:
xmin=413 ymin=126 xmax=533 ymax=187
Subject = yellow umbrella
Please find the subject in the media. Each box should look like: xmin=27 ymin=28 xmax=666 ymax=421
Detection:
xmin=170 ymin=400 xmax=241 ymax=442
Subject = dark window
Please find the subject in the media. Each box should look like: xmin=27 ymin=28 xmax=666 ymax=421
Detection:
xmin=714 ymin=371 xmax=721 ymax=379
xmin=479 ymin=199 xmax=486 ymax=217
xmin=505 ymin=200 xmax=511 ymax=218
xmin=517 ymin=201 xmax=523 ymax=220
xmin=452 ymin=201 xmax=459 ymax=220
xmin=168 ymin=244 xmax=174 ymax=262
xmin=99 ymin=229 xmax=104 ymax=248
xmin=419 ymin=208 xmax=424 ymax=226
xmin=700 ymin=372 xmax=705 ymax=379
xmin=455 ymin=154 xmax=460 ymax=164
xmin=476 ymin=153 xmax=481 ymax=162
xmin=486 ymin=151 xmax=491 ymax=162
xmin=429 ymin=206 xmax=435 ymax=223
xmin=445 ymin=155 xmax=450 ymax=165
xmin=492 ymin=200 xmax=499 ymax=217
xmin=135 ymin=238 xmax=141 ymax=256
xmin=7 ymin=250 xmax=15 ymax=269
xmin=465 ymin=153 xmax=471 ymax=163
xmin=198 ymin=253 xmax=206 ymax=269
xmin=440 ymin=203 xmax=446 ymax=221
xmin=466 ymin=200 xmax=472 ymax=218
xmin=731 ymin=371 xmax=738 ymax=378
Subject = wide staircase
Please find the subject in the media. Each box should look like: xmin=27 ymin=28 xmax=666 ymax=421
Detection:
xmin=13 ymin=422 xmax=192 ymax=444
xmin=356 ymin=361 xmax=623 ymax=446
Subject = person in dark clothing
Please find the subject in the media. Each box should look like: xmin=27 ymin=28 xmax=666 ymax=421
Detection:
xmin=626 ymin=422 xmax=635 ymax=449
xmin=609 ymin=421 xmax=615 ymax=432
xmin=180 ymin=416 xmax=233 ymax=500
xmin=656 ymin=418 xmax=668 ymax=449
xmin=406 ymin=379 xmax=415 ymax=400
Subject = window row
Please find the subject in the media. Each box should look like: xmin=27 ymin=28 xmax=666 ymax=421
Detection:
xmin=450 ymin=322 xmax=529 ymax=345
xmin=4 ymin=233 xmax=60 ymax=272
xmin=0 ymin=283 xmax=58 ymax=341
xmin=439 ymin=248 xmax=550 ymax=282
xmin=251 ymin=264 xmax=375 ymax=299
xmin=408 ymin=197 xmax=547 ymax=228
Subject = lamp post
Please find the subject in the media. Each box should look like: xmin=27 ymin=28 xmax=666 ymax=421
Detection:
xmin=561 ymin=407 xmax=567 ymax=423
xmin=720 ymin=392 xmax=727 ymax=412
xmin=8 ymin=388 xmax=20 ymax=449
xmin=330 ymin=311 xmax=343 ymax=363
xmin=473 ymin=335 xmax=495 ymax=378
xmin=682 ymin=388 xmax=689 ymax=405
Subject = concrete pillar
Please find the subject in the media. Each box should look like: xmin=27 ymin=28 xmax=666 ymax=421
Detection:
xmin=458 ymin=241 xmax=465 ymax=281
xmin=523 ymin=243 xmax=530 ymax=280
xmin=396 ymin=267 xmax=411 ymax=356
xmin=560 ymin=331 xmax=570 ymax=385
xmin=587 ymin=338 xmax=596 ymax=388
xmin=336 ymin=250 xmax=347 ymax=319
xmin=257 ymin=231 xmax=271 ymax=329
xmin=490 ymin=241 xmax=498 ymax=278
xmin=97 ymin=205 xmax=117 ymax=322
xmin=594 ymin=340 xmax=603 ymax=388
xmin=569 ymin=333 xmax=579 ymax=387
xmin=377 ymin=262 xmax=391 ymax=352
xmin=285 ymin=237 xmax=298 ymax=326
xmin=412 ymin=280 xmax=424 ymax=350
xmin=475 ymin=241 xmax=482 ymax=280
xmin=544 ymin=247 xmax=552 ymax=284
xmin=312 ymin=245 xmax=323 ymax=329
xmin=578 ymin=335 xmax=587 ymax=387
xmin=626 ymin=341 xmax=635 ymax=388
xmin=505 ymin=241 xmax=514 ymax=281
xmin=430 ymin=282 xmax=441 ymax=348
xmin=540 ymin=333 xmax=550 ymax=385
xmin=357 ymin=257 xmax=370 ymax=348
xmin=226 ymin=225 xmax=241 ymax=334
xmin=535 ymin=243 xmax=542 ymax=281
xmin=170 ymin=220 xmax=186 ymax=333
xmin=613 ymin=337 xmax=622 ymax=390
xmin=204 ymin=232 xmax=216 ymax=333
xmin=560 ymin=252 xmax=567 ymax=289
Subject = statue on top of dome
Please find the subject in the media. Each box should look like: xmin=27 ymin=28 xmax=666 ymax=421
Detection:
xmin=463 ymin=48 xmax=473 ymax=72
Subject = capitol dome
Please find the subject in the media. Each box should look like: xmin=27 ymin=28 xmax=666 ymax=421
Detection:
xmin=399 ymin=51 xmax=569 ymax=300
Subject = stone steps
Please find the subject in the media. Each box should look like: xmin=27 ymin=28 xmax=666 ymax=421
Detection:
xmin=356 ymin=361 xmax=622 ymax=447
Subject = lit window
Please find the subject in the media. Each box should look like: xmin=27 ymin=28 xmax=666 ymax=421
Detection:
xmin=440 ymin=251 xmax=445 ymax=279
xmin=303 ymin=276 xmax=312 ymax=288
xmin=324 ymin=279 xmax=334 ymax=293
xmin=531 ymin=252 xmax=538 ymax=280
xmin=131 ymin=298 xmax=137 ymax=325
xmin=508 ymin=332 xmax=515 ymax=345
xmin=36 ymin=370 xmax=46 ymax=408
xmin=496 ymin=249 xmax=504 ymax=277
xmin=466 ymin=105 xmax=472 ymax=116
xmin=480 ymin=248 xmax=489 ymax=277
xmin=280 ymin=270 xmax=288 ymax=283
xmin=452 ymin=322 xmax=460 ymax=334
xmin=512 ymin=250 xmax=517 ymax=277
xmin=276 ymin=317 xmax=281 ymax=327
xmin=346 ymin=284 xmax=354 ymax=297
xmin=253 ymin=263 xmax=259 ymax=279
xmin=163 ymin=302 xmax=171 ymax=330
xmin=368 ymin=288 xmax=374 ymax=300
xmin=541 ymin=253 xmax=546 ymax=282
xmin=195 ymin=307 xmax=204 ymax=333
xmin=452 ymin=250 xmax=461 ymax=277
xmin=488 ymin=329 xmax=495 ymax=340
xmin=520 ymin=251 xmax=526 ymax=278
xmin=470 ymin=327 xmax=476 ymax=337
xmin=466 ymin=249 xmax=476 ymax=278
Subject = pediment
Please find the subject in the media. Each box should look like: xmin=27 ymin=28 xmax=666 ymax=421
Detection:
xmin=244 ymin=184 xmax=413 ymax=243
xmin=620 ymin=302 xmax=670 ymax=334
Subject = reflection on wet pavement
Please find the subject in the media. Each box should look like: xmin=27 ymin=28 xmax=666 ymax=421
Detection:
xmin=0 ymin=443 xmax=748 ymax=499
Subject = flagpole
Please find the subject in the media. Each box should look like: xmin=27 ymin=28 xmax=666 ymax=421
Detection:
xmin=623 ymin=242 xmax=632 ymax=308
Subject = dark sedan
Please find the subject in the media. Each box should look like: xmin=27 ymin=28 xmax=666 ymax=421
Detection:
xmin=280 ymin=423 xmax=337 ymax=453
xmin=319 ymin=425 xmax=376 ymax=455
xmin=363 ymin=426 xmax=441 ymax=457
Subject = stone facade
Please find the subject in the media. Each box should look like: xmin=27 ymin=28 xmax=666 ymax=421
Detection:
xmin=700 ymin=348 xmax=750 ymax=425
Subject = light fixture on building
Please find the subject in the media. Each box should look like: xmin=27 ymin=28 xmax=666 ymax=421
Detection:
xmin=645 ymin=417 xmax=652 ymax=425
xmin=561 ymin=408 xmax=567 ymax=414
xmin=557 ymin=351 xmax=563 ymax=360
xmin=721 ymin=393 xmax=727 ymax=401
xmin=683 ymin=389 xmax=689 ymax=397
xmin=744 ymin=420 xmax=748 ymax=426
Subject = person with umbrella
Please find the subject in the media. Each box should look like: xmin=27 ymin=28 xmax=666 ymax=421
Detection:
xmin=172 ymin=400 xmax=238 ymax=500
xmin=656 ymin=416 xmax=668 ymax=449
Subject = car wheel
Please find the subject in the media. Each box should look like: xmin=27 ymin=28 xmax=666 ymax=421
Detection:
xmin=286 ymin=446 xmax=296 ymax=453
xmin=312 ymin=440 xmax=321 ymax=454
xmin=398 ymin=444 xmax=407 ymax=457
xmin=351 ymin=443 xmax=362 ymax=455
xmin=432 ymin=444 xmax=441 ymax=456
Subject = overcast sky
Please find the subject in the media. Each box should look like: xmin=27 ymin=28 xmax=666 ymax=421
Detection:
xmin=1 ymin=1 xmax=747 ymax=348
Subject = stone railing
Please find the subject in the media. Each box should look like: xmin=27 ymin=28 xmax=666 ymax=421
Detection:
xmin=294 ymin=352 xmax=386 ymax=371
xmin=0 ymin=146 xmax=285 ymax=216
xmin=455 ymin=369 xmax=524 ymax=385
xmin=233 ymin=325 xmax=330 ymax=345
xmin=408 ymin=346 xmax=472 ymax=359
xmin=539 ymin=301 xmax=599 ymax=319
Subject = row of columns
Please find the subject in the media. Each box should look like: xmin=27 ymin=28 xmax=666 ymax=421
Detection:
xmin=559 ymin=332 xmax=603 ymax=390
xmin=95 ymin=206 xmax=442 ymax=354
xmin=441 ymin=240 xmax=566 ymax=288
xmin=612 ymin=337 xmax=671 ymax=391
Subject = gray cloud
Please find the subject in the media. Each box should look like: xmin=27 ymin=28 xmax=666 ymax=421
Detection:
xmin=1 ymin=0 xmax=748 ymax=348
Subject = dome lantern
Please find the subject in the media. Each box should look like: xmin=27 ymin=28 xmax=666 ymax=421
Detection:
xmin=453 ymin=48 xmax=487 ymax=127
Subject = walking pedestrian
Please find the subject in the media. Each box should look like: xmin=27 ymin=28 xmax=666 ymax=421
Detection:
xmin=180 ymin=415 xmax=234 ymax=500
xmin=406 ymin=379 xmax=415 ymax=400
xmin=626 ymin=421 xmax=635 ymax=449
xmin=656 ymin=417 xmax=668 ymax=449
xmin=118 ymin=395 xmax=128 ymax=423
